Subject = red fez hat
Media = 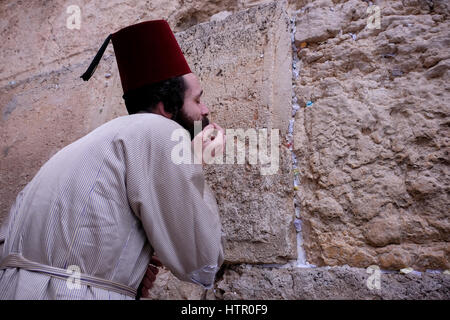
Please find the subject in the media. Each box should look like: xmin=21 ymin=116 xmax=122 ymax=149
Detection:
xmin=80 ymin=20 xmax=191 ymax=95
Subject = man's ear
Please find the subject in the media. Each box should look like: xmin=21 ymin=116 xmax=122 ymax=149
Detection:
xmin=155 ymin=101 xmax=173 ymax=119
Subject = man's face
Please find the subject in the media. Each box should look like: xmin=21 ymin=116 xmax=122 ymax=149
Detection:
xmin=174 ymin=73 xmax=210 ymax=140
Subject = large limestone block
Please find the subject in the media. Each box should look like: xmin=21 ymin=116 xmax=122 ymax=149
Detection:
xmin=0 ymin=0 xmax=271 ymax=88
xmin=0 ymin=0 xmax=179 ymax=87
xmin=146 ymin=264 xmax=450 ymax=300
xmin=175 ymin=1 xmax=296 ymax=263
xmin=0 ymin=56 xmax=125 ymax=225
xmin=144 ymin=268 xmax=205 ymax=300
xmin=293 ymin=0 xmax=450 ymax=270
xmin=213 ymin=265 xmax=450 ymax=300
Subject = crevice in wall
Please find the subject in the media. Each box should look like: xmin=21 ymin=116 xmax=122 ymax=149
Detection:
xmin=288 ymin=12 xmax=316 ymax=269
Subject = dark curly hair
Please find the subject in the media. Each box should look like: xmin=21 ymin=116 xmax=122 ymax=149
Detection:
xmin=123 ymin=76 xmax=187 ymax=117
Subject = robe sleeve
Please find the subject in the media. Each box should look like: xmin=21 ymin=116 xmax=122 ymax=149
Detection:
xmin=0 ymin=203 xmax=12 ymax=261
xmin=0 ymin=186 xmax=23 ymax=261
xmin=0 ymin=219 xmax=6 ymax=260
xmin=122 ymin=117 xmax=224 ymax=288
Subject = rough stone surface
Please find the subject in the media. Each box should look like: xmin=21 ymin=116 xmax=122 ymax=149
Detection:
xmin=212 ymin=264 xmax=450 ymax=300
xmin=144 ymin=268 xmax=205 ymax=300
xmin=0 ymin=0 xmax=176 ymax=88
xmin=146 ymin=263 xmax=450 ymax=300
xmin=293 ymin=0 xmax=450 ymax=271
xmin=0 ymin=55 xmax=126 ymax=227
xmin=0 ymin=0 xmax=300 ymax=88
xmin=175 ymin=1 xmax=297 ymax=264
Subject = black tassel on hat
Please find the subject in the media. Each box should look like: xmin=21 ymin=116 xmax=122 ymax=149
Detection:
xmin=80 ymin=20 xmax=192 ymax=95
xmin=80 ymin=34 xmax=112 ymax=81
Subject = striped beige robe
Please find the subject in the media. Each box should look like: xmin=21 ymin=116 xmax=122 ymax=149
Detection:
xmin=0 ymin=113 xmax=224 ymax=299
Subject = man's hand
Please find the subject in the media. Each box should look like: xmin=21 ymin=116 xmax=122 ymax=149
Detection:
xmin=211 ymin=122 xmax=226 ymax=146
xmin=139 ymin=255 xmax=163 ymax=298
xmin=192 ymin=123 xmax=226 ymax=165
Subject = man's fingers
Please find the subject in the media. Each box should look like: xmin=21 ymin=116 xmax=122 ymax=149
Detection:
xmin=150 ymin=256 xmax=163 ymax=267
xmin=148 ymin=265 xmax=159 ymax=275
xmin=202 ymin=127 xmax=216 ymax=142
xmin=211 ymin=123 xmax=226 ymax=148
xmin=142 ymin=276 xmax=154 ymax=288
xmin=145 ymin=270 xmax=156 ymax=282
xmin=212 ymin=123 xmax=225 ymax=135
xmin=201 ymin=124 xmax=215 ymax=139
xmin=138 ymin=256 xmax=163 ymax=298
xmin=141 ymin=287 xmax=150 ymax=298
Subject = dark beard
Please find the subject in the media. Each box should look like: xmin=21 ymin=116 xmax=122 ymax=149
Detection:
xmin=174 ymin=109 xmax=209 ymax=140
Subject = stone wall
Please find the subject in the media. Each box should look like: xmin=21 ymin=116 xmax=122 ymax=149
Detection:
xmin=1 ymin=0 xmax=449 ymax=299
xmin=175 ymin=2 xmax=296 ymax=264
xmin=292 ymin=0 xmax=449 ymax=271
xmin=214 ymin=264 xmax=450 ymax=299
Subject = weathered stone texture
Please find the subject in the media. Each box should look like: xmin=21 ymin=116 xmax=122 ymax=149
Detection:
xmin=144 ymin=268 xmax=205 ymax=300
xmin=212 ymin=264 xmax=450 ymax=300
xmin=176 ymin=1 xmax=296 ymax=264
xmin=1 ymin=0 xmax=175 ymax=87
xmin=0 ymin=0 xmax=300 ymax=88
xmin=293 ymin=0 xmax=450 ymax=270
xmin=146 ymin=264 xmax=450 ymax=300
xmin=0 ymin=56 xmax=125 ymax=227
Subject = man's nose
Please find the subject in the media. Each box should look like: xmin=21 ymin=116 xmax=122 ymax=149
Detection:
xmin=201 ymin=104 xmax=209 ymax=116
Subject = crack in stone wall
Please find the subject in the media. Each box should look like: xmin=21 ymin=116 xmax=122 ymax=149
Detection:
xmin=289 ymin=12 xmax=315 ymax=269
